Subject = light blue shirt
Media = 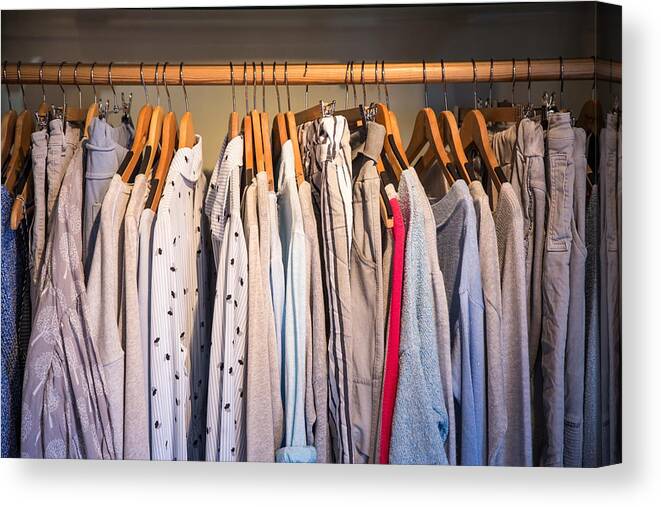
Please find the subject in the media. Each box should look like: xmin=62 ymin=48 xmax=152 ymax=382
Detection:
xmin=275 ymin=141 xmax=316 ymax=463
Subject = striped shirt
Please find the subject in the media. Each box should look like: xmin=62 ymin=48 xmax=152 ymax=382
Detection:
xmin=150 ymin=136 xmax=210 ymax=461
xmin=300 ymin=116 xmax=354 ymax=463
xmin=205 ymin=134 xmax=248 ymax=461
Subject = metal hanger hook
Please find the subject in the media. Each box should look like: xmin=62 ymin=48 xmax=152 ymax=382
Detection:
xmin=180 ymin=62 xmax=189 ymax=112
xmin=559 ymin=56 xmax=565 ymax=110
xmin=471 ymin=58 xmax=477 ymax=109
xmin=90 ymin=62 xmax=98 ymax=103
xmin=39 ymin=61 xmax=46 ymax=103
xmin=489 ymin=58 xmax=494 ymax=107
xmin=17 ymin=61 xmax=27 ymax=110
xmin=422 ymin=59 xmax=429 ymax=108
xmin=303 ymin=61 xmax=309 ymax=109
xmin=229 ymin=62 xmax=236 ymax=113
xmin=375 ymin=61 xmax=381 ymax=104
xmin=527 ymin=57 xmax=532 ymax=108
xmin=381 ymin=60 xmax=390 ymax=109
xmin=252 ymin=61 xmax=257 ymax=111
xmin=273 ymin=62 xmax=281 ymax=113
xmin=139 ymin=62 xmax=149 ymax=104
xmin=284 ymin=61 xmax=291 ymax=111
xmin=360 ymin=60 xmax=366 ymax=106
xmin=441 ymin=59 xmax=448 ymax=111
xmin=3 ymin=61 xmax=13 ymax=111
xmin=57 ymin=61 xmax=66 ymax=111
xmin=350 ymin=61 xmax=357 ymax=107
xmin=153 ymin=62 xmax=160 ymax=106
xmin=511 ymin=58 xmax=517 ymax=105
xmin=162 ymin=61 xmax=172 ymax=112
xmin=261 ymin=62 xmax=266 ymax=112
xmin=344 ymin=62 xmax=350 ymax=109
xmin=108 ymin=62 xmax=118 ymax=111
xmin=243 ymin=62 xmax=248 ymax=116
xmin=74 ymin=61 xmax=82 ymax=108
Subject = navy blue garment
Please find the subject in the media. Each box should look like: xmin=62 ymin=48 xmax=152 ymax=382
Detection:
xmin=2 ymin=185 xmax=21 ymax=457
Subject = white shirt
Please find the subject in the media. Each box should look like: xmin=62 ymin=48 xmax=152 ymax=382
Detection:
xmin=205 ymin=134 xmax=248 ymax=461
xmin=150 ymin=136 xmax=210 ymax=461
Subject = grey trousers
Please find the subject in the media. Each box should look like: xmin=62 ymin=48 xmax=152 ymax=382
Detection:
xmin=540 ymin=112 xmax=575 ymax=466
xmin=30 ymin=129 xmax=48 ymax=302
xmin=563 ymin=127 xmax=588 ymax=467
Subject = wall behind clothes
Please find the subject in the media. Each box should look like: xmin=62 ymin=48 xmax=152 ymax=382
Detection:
xmin=1 ymin=3 xmax=619 ymax=170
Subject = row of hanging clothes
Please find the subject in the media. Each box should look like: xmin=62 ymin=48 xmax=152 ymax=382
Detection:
xmin=1 ymin=59 xmax=621 ymax=467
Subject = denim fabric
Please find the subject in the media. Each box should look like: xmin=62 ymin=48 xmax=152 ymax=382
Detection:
xmin=540 ymin=112 xmax=575 ymax=466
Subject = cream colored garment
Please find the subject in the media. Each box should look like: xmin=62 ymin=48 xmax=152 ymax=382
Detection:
xmin=86 ymin=174 xmax=131 ymax=459
xmin=121 ymin=174 xmax=150 ymax=460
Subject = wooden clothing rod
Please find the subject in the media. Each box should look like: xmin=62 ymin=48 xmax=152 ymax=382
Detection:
xmin=1 ymin=59 xmax=621 ymax=86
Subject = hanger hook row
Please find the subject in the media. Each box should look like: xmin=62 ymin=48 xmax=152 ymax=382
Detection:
xmin=108 ymin=61 xmax=118 ymax=111
xmin=350 ymin=61 xmax=357 ymax=107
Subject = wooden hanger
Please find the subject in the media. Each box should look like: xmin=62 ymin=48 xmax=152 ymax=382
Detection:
xmin=406 ymin=108 xmax=455 ymax=186
xmin=460 ymin=109 xmax=507 ymax=191
xmin=260 ymin=111 xmax=275 ymax=191
xmin=1 ymin=111 xmax=17 ymax=168
xmin=437 ymin=111 xmax=474 ymax=182
xmin=242 ymin=113 xmax=254 ymax=190
xmin=373 ymin=103 xmax=407 ymax=179
xmin=177 ymin=63 xmax=195 ymax=150
xmin=118 ymin=104 xmax=152 ymax=182
xmin=4 ymin=110 xmax=34 ymax=194
xmin=10 ymin=168 xmax=32 ymax=230
xmin=147 ymin=110 xmax=178 ymax=212
xmin=140 ymin=105 xmax=164 ymax=179
xmin=1 ymin=63 xmax=17 ymax=167
xmin=250 ymin=109 xmax=265 ymax=176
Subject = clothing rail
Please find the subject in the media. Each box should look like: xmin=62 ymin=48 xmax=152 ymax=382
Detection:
xmin=1 ymin=58 xmax=621 ymax=86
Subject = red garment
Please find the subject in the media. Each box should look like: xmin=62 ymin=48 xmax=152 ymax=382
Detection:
xmin=379 ymin=196 xmax=406 ymax=464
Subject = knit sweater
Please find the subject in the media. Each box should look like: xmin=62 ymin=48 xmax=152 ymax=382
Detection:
xmin=390 ymin=169 xmax=449 ymax=465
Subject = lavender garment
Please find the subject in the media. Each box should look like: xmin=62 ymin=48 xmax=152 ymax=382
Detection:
xmin=21 ymin=142 xmax=117 ymax=459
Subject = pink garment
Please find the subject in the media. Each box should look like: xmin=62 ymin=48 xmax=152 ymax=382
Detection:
xmin=379 ymin=197 xmax=406 ymax=464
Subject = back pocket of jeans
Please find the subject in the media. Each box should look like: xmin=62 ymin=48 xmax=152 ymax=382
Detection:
xmin=546 ymin=152 xmax=571 ymax=251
